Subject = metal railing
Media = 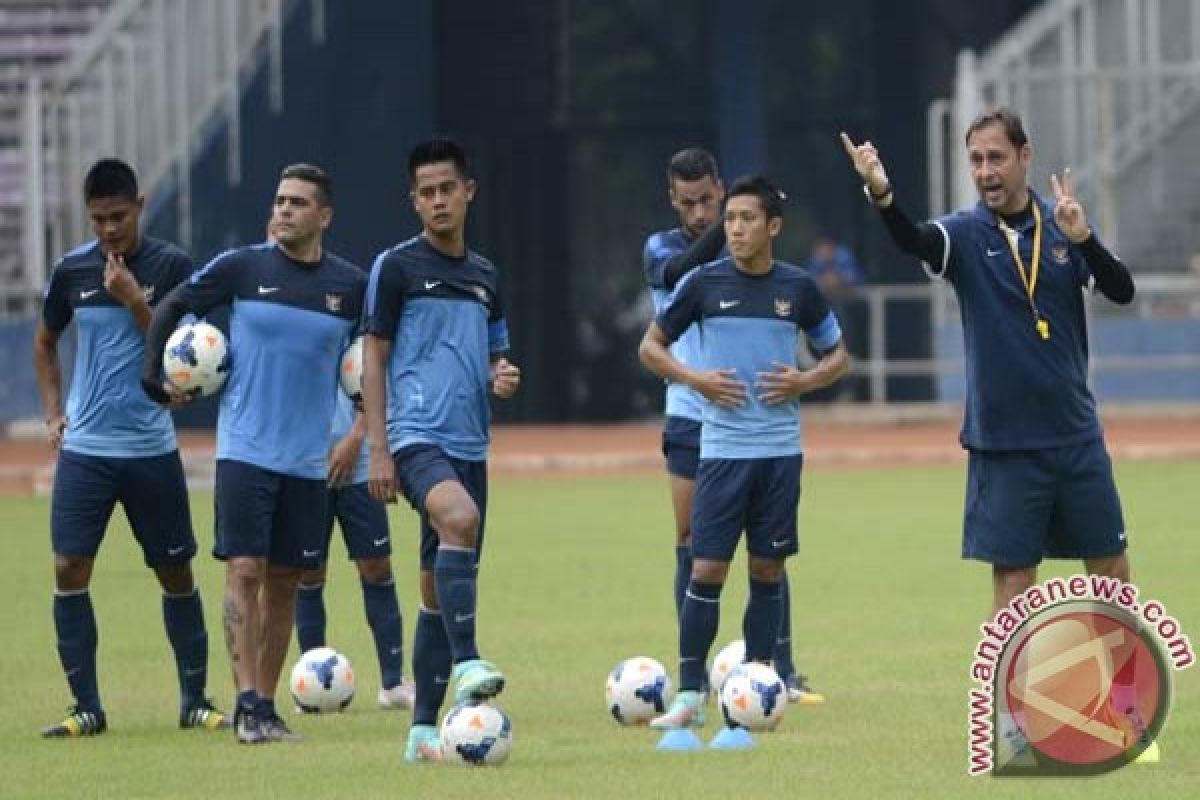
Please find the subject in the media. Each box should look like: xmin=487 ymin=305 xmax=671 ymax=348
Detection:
xmin=12 ymin=0 xmax=322 ymax=291
xmin=929 ymin=0 xmax=1200 ymax=271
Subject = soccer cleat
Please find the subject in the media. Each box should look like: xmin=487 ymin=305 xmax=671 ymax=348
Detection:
xmin=785 ymin=673 xmax=825 ymax=705
xmin=180 ymin=698 xmax=231 ymax=730
xmin=40 ymin=706 xmax=107 ymax=738
xmin=404 ymin=724 xmax=444 ymax=763
xmin=261 ymin=712 xmax=302 ymax=743
xmin=649 ymin=690 xmax=706 ymax=730
xmin=233 ymin=706 xmax=268 ymax=745
xmin=1134 ymin=741 xmax=1162 ymax=765
xmin=377 ymin=681 xmax=416 ymax=711
xmin=452 ymin=658 xmax=505 ymax=704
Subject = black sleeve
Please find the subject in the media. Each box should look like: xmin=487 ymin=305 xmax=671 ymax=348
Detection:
xmin=364 ymin=252 xmax=408 ymax=340
xmin=878 ymin=201 xmax=947 ymax=268
xmin=140 ymin=253 xmax=238 ymax=401
xmin=661 ymin=223 xmax=726 ymax=290
xmin=1079 ymin=235 xmax=1135 ymax=305
xmin=141 ymin=285 xmax=196 ymax=402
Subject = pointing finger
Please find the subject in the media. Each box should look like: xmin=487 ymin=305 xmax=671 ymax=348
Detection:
xmin=839 ymin=131 xmax=857 ymax=156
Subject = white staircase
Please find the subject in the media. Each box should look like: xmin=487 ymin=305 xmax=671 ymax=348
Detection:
xmin=4 ymin=0 xmax=321 ymax=317
xmin=929 ymin=0 xmax=1200 ymax=271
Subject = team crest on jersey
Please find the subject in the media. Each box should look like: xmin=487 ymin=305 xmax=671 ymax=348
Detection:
xmin=774 ymin=297 xmax=792 ymax=317
xmin=325 ymin=293 xmax=343 ymax=312
xmin=1051 ymin=245 xmax=1070 ymax=264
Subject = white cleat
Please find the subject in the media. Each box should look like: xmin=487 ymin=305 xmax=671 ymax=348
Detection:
xmin=377 ymin=681 xmax=416 ymax=711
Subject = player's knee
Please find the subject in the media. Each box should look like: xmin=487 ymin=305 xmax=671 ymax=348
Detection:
xmin=993 ymin=566 xmax=1036 ymax=608
xmin=690 ymin=559 xmax=728 ymax=585
xmin=300 ymin=562 xmax=328 ymax=587
xmin=153 ymin=562 xmax=195 ymax=595
xmin=53 ymin=554 xmax=93 ymax=591
xmin=1086 ymin=553 xmax=1130 ymax=583
xmin=356 ymin=557 xmax=393 ymax=585
xmin=226 ymin=557 xmax=266 ymax=589
xmin=435 ymin=504 xmax=479 ymax=547
xmin=748 ymin=558 xmax=785 ymax=583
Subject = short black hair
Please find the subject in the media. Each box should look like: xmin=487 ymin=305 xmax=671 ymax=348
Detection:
xmin=725 ymin=174 xmax=785 ymax=219
xmin=83 ymin=158 xmax=138 ymax=203
xmin=280 ymin=163 xmax=333 ymax=207
xmin=667 ymin=147 xmax=719 ymax=184
xmin=965 ymin=108 xmax=1029 ymax=149
xmin=408 ymin=137 xmax=471 ymax=181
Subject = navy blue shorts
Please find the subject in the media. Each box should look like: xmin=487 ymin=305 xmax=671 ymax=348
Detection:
xmin=691 ymin=455 xmax=803 ymax=562
xmin=51 ymin=449 xmax=195 ymax=567
xmin=393 ymin=444 xmax=487 ymax=570
xmin=662 ymin=416 xmax=701 ymax=480
xmin=214 ymin=459 xmax=328 ymax=569
xmin=963 ymin=439 xmax=1127 ymax=568
xmin=325 ymin=482 xmax=391 ymax=561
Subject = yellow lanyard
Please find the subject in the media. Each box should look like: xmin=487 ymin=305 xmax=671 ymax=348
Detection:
xmin=997 ymin=202 xmax=1050 ymax=340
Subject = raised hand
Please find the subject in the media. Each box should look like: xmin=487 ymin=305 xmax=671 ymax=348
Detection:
xmin=103 ymin=252 xmax=142 ymax=307
xmin=1050 ymin=168 xmax=1091 ymax=243
xmin=840 ymin=132 xmax=892 ymax=199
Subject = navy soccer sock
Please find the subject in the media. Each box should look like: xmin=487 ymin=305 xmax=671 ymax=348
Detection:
xmin=744 ymin=578 xmax=783 ymax=663
xmin=361 ymin=577 xmax=404 ymax=689
xmin=433 ymin=547 xmax=480 ymax=664
xmin=294 ymin=582 xmax=327 ymax=653
xmin=679 ymin=580 xmax=723 ymax=691
xmin=674 ymin=545 xmax=691 ymax=622
xmin=772 ymin=571 xmax=796 ymax=679
xmin=236 ymin=689 xmax=258 ymax=714
xmin=53 ymin=590 xmax=102 ymax=713
xmin=162 ymin=589 xmax=208 ymax=708
xmin=412 ymin=607 xmax=452 ymax=726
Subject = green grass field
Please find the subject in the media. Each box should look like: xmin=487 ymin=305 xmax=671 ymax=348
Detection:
xmin=1 ymin=461 xmax=1198 ymax=799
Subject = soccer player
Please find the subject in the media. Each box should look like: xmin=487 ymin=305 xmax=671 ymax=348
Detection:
xmin=643 ymin=148 xmax=823 ymax=704
xmin=362 ymin=137 xmax=519 ymax=762
xmin=639 ymin=175 xmax=849 ymax=729
xmin=293 ymin=383 xmax=414 ymax=712
xmin=841 ymin=109 xmax=1152 ymax=759
xmin=32 ymin=158 xmax=228 ymax=737
xmin=142 ymin=164 xmax=365 ymax=744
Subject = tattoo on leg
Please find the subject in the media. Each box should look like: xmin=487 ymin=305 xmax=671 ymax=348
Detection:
xmin=223 ymin=595 xmax=244 ymax=664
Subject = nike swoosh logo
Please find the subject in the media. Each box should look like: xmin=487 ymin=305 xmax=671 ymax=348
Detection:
xmin=424 ymin=280 xmax=441 ymax=290
xmin=771 ymin=539 xmax=790 ymax=548
xmin=434 ymin=676 xmax=449 ymax=685
xmin=986 ymin=248 xmax=1003 ymax=257
xmin=166 ymin=545 xmax=186 ymax=556
xmin=373 ymin=537 xmax=389 ymax=547
xmin=719 ymin=300 xmax=740 ymax=309
xmin=184 ymin=667 xmax=205 ymax=677
xmin=258 ymin=286 xmax=280 ymax=294
xmin=454 ymin=612 xmax=475 ymax=623
xmin=302 ymin=549 xmax=320 ymax=558
xmin=80 ymin=289 xmax=100 ymax=299
xmin=389 ymin=647 xmax=402 ymax=656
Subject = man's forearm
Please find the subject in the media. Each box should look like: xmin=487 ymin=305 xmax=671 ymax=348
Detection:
xmin=33 ymin=340 xmax=64 ymax=420
xmin=1078 ymin=235 xmax=1135 ymax=305
xmin=663 ymin=223 xmax=726 ymax=290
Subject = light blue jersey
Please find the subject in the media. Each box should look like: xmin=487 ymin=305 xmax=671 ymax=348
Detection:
xmin=657 ymin=258 xmax=842 ymax=459
xmin=161 ymin=244 xmax=365 ymax=479
xmin=643 ymin=229 xmax=706 ymax=421
xmin=42 ymin=238 xmax=193 ymax=457
xmin=365 ymin=237 xmax=509 ymax=462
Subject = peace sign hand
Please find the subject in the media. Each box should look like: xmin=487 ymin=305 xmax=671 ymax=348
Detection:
xmin=1050 ymin=168 xmax=1091 ymax=244
xmin=840 ymin=132 xmax=892 ymax=200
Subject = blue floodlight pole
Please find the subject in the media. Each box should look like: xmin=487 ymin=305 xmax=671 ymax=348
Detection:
xmin=713 ymin=0 xmax=767 ymax=179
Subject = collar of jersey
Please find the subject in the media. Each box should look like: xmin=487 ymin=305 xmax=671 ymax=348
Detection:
xmin=971 ymin=188 xmax=1052 ymax=233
